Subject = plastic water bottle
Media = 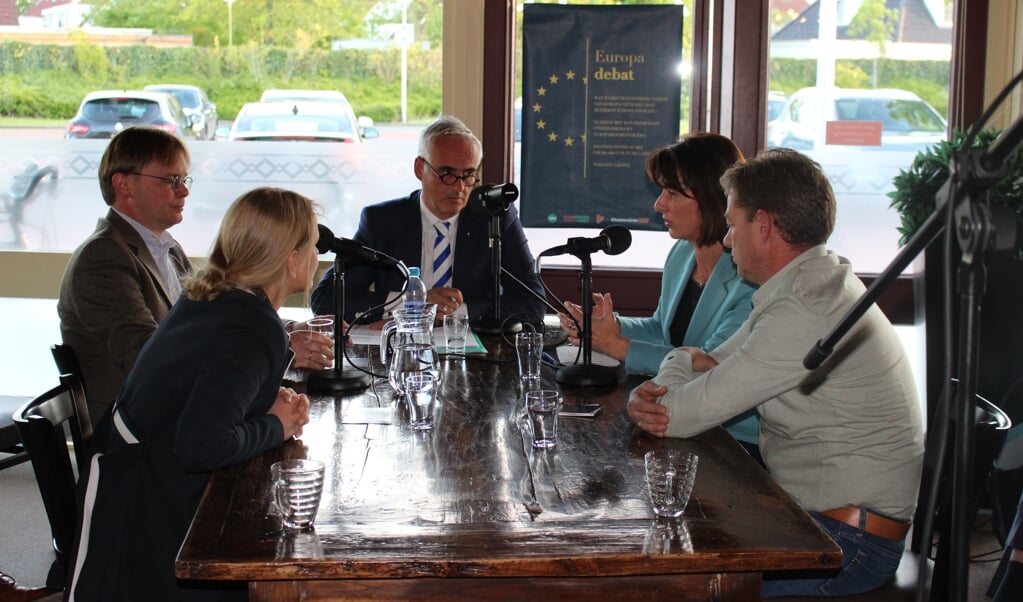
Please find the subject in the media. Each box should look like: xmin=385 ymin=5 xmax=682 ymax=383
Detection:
xmin=404 ymin=266 xmax=427 ymax=312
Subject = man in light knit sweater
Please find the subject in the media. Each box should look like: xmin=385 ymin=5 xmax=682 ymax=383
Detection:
xmin=628 ymin=148 xmax=924 ymax=597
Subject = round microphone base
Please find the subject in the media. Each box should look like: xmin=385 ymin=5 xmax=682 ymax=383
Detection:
xmin=307 ymin=367 xmax=372 ymax=393
xmin=556 ymin=363 xmax=618 ymax=388
xmin=472 ymin=317 xmax=522 ymax=336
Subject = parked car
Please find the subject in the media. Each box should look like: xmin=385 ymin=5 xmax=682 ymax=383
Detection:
xmin=65 ymin=90 xmax=201 ymax=140
xmin=144 ymin=84 xmax=218 ymax=140
xmin=223 ymin=101 xmax=379 ymax=142
xmin=767 ymin=91 xmax=787 ymax=122
xmin=257 ymin=89 xmax=378 ymax=139
xmin=514 ymin=96 xmax=522 ymax=142
xmin=260 ymin=89 xmax=351 ymax=106
xmin=767 ymin=87 xmax=947 ymax=152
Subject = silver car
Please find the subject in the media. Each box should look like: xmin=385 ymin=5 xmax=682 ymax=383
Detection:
xmin=144 ymin=84 xmax=219 ymax=140
xmin=767 ymin=87 xmax=947 ymax=153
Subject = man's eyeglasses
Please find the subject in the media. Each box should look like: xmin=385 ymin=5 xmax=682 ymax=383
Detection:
xmin=128 ymin=172 xmax=193 ymax=191
xmin=420 ymin=158 xmax=479 ymax=187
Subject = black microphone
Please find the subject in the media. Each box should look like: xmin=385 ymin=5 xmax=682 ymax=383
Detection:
xmin=540 ymin=225 xmax=632 ymax=258
xmin=468 ymin=182 xmax=519 ymax=216
xmin=316 ymin=224 xmax=402 ymax=270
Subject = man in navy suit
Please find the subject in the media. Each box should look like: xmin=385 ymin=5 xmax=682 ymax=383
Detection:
xmin=312 ymin=115 xmax=545 ymax=326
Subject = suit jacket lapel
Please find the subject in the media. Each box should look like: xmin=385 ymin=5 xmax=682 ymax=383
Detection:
xmin=107 ymin=210 xmax=176 ymax=307
xmin=664 ymin=249 xmax=694 ymax=323
xmin=399 ymin=194 xmax=425 ymax=270
xmin=451 ymin=209 xmax=481 ymax=286
xmin=686 ymin=254 xmax=736 ymax=344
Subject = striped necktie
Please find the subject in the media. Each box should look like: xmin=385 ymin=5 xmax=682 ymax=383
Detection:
xmin=432 ymin=221 xmax=452 ymax=288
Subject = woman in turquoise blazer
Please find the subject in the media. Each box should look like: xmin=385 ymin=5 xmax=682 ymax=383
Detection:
xmin=561 ymin=134 xmax=760 ymax=455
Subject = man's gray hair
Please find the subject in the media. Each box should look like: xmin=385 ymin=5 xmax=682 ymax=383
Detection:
xmin=418 ymin=114 xmax=483 ymax=162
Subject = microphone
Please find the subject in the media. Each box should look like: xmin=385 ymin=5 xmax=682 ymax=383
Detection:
xmin=468 ymin=183 xmax=518 ymax=216
xmin=316 ymin=224 xmax=402 ymax=270
xmin=540 ymin=225 xmax=632 ymax=258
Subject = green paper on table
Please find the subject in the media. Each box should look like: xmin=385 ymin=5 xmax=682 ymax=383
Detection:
xmin=437 ymin=328 xmax=487 ymax=354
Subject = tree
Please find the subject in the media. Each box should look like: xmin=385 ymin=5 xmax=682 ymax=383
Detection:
xmin=86 ymin=0 xmax=377 ymax=49
xmin=846 ymin=0 xmax=899 ymax=87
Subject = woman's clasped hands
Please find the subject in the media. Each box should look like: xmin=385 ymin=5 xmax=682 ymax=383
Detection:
xmin=270 ymin=386 xmax=311 ymax=440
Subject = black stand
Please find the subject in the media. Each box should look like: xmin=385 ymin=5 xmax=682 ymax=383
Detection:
xmin=307 ymin=256 xmax=372 ymax=393
xmin=556 ymin=253 xmax=617 ymax=388
xmin=804 ymin=113 xmax=1021 ymax=601
xmin=474 ymin=210 xmax=522 ymax=335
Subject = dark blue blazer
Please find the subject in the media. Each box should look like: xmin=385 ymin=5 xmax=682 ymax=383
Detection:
xmin=312 ymin=190 xmax=546 ymax=325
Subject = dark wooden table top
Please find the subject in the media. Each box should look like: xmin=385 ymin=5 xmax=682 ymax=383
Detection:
xmin=176 ymin=334 xmax=840 ymax=583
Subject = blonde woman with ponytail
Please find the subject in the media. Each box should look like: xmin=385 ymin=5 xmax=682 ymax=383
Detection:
xmin=69 ymin=188 xmax=320 ymax=602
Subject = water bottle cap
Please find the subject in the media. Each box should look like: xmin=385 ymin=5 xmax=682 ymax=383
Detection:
xmin=408 ymin=267 xmax=421 ymax=277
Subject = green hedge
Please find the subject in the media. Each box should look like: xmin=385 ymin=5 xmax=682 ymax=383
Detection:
xmin=0 ymin=41 xmax=443 ymax=122
xmin=0 ymin=41 xmax=950 ymax=122
xmin=769 ymin=57 xmax=950 ymax=117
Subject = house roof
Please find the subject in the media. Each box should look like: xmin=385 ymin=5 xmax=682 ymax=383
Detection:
xmin=773 ymin=0 xmax=951 ymax=45
xmin=0 ymin=0 xmax=19 ymax=26
xmin=22 ymin=0 xmax=75 ymax=19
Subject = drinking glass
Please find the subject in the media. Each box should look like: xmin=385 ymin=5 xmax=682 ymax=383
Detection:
xmin=515 ymin=331 xmax=543 ymax=379
xmin=443 ymin=313 xmax=470 ymax=355
xmin=404 ymin=372 xmax=438 ymax=430
xmin=526 ymin=389 xmax=560 ymax=449
xmin=271 ymin=459 xmax=325 ymax=529
xmin=306 ymin=317 xmax=335 ymax=369
xmin=644 ymin=450 xmax=698 ymax=518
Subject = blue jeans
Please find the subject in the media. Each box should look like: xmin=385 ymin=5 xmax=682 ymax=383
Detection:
xmin=761 ymin=510 xmax=905 ymax=598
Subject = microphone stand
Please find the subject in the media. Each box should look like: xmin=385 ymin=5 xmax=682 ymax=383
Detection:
xmin=803 ymin=118 xmax=1020 ymax=601
xmin=556 ymin=252 xmax=618 ymax=388
xmin=474 ymin=210 xmax=523 ymax=335
xmin=307 ymin=256 xmax=372 ymax=393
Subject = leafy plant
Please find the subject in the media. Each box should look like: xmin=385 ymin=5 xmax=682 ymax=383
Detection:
xmin=888 ymin=128 xmax=1023 ymax=259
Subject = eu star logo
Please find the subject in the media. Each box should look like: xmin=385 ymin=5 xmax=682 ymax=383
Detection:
xmin=527 ymin=63 xmax=587 ymax=164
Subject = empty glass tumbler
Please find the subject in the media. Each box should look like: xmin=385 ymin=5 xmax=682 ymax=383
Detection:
xmin=644 ymin=450 xmax=698 ymax=518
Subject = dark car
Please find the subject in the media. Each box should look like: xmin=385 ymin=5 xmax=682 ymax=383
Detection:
xmin=65 ymin=90 xmax=201 ymax=140
xmin=144 ymin=84 xmax=218 ymax=140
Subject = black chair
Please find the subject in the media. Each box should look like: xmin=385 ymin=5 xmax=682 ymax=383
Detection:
xmin=14 ymin=373 xmax=92 ymax=583
xmin=51 ymin=343 xmax=85 ymax=393
xmin=0 ymin=395 xmax=32 ymax=470
xmin=51 ymin=343 xmax=93 ymax=440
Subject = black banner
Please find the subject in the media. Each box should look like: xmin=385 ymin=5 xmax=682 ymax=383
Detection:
xmin=520 ymin=4 xmax=683 ymax=231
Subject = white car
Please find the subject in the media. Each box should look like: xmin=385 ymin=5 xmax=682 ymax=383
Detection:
xmin=225 ymin=101 xmax=379 ymax=142
xmin=257 ymin=89 xmax=378 ymax=139
xmin=259 ymin=88 xmax=351 ymax=105
xmin=767 ymin=87 xmax=947 ymax=153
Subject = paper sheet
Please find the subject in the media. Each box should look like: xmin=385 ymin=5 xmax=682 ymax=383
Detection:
xmin=346 ymin=325 xmax=487 ymax=354
xmin=555 ymin=345 xmax=621 ymax=367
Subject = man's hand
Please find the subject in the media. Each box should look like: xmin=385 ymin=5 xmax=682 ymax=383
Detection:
xmin=268 ymin=386 xmax=310 ymax=440
xmin=427 ymin=286 xmax=464 ymax=323
xmin=627 ymin=380 xmax=670 ymax=437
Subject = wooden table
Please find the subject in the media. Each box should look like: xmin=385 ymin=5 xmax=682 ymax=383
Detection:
xmin=176 ymin=336 xmax=840 ymax=601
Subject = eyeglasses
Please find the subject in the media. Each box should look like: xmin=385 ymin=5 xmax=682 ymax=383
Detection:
xmin=128 ymin=172 xmax=193 ymax=191
xmin=420 ymin=158 xmax=479 ymax=187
